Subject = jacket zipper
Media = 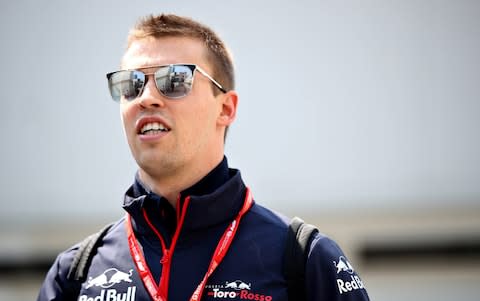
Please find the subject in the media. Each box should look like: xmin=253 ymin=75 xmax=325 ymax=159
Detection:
xmin=142 ymin=196 xmax=191 ymax=300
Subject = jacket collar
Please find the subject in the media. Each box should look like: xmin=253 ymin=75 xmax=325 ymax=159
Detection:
xmin=123 ymin=157 xmax=248 ymax=236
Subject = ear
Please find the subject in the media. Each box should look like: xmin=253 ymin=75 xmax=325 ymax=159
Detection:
xmin=217 ymin=90 xmax=238 ymax=127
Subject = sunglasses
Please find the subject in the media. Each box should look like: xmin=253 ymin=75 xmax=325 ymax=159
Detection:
xmin=106 ymin=64 xmax=227 ymax=102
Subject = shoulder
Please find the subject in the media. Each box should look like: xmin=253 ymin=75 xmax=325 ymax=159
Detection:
xmin=308 ymin=232 xmax=345 ymax=261
xmin=36 ymin=242 xmax=83 ymax=300
xmin=52 ymin=218 xmax=126 ymax=278
xmin=247 ymin=202 xmax=291 ymax=229
xmin=37 ymin=218 xmax=126 ymax=301
xmin=244 ymin=203 xmax=290 ymax=237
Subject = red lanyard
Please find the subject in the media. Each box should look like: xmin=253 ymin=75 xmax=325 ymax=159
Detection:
xmin=126 ymin=188 xmax=253 ymax=301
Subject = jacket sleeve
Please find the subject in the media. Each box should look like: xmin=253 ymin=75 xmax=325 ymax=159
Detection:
xmin=36 ymin=247 xmax=80 ymax=301
xmin=305 ymin=233 xmax=370 ymax=301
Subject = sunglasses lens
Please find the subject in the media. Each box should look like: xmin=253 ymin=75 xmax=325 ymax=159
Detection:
xmin=108 ymin=70 xmax=145 ymax=102
xmin=155 ymin=65 xmax=194 ymax=98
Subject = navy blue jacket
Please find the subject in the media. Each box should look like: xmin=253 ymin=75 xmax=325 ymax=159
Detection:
xmin=37 ymin=158 xmax=370 ymax=300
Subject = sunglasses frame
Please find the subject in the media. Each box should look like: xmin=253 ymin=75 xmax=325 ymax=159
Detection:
xmin=106 ymin=63 xmax=227 ymax=102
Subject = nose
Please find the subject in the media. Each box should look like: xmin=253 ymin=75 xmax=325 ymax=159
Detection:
xmin=137 ymin=75 xmax=166 ymax=108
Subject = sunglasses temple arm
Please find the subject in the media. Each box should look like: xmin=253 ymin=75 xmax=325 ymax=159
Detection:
xmin=196 ymin=67 xmax=227 ymax=93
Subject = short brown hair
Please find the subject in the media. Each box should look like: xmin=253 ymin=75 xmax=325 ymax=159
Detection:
xmin=127 ymin=14 xmax=235 ymax=94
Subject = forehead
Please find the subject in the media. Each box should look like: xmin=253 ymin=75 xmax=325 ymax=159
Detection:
xmin=121 ymin=36 xmax=209 ymax=70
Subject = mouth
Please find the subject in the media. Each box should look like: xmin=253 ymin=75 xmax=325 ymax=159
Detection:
xmin=139 ymin=122 xmax=170 ymax=135
xmin=136 ymin=117 xmax=171 ymax=136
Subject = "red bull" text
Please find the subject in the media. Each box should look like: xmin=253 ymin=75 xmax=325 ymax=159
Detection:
xmin=337 ymin=275 xmax=364 ymax=294
xmin=78 ymin=286 xmax=136 ymax=301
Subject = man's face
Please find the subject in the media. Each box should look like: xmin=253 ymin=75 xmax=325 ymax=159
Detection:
xmin=120 ymin=36 xmax=228 ymax=180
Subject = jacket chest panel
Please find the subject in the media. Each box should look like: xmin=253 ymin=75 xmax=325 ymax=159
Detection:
xmin=196 ymin=239 xmax=288 ymax=301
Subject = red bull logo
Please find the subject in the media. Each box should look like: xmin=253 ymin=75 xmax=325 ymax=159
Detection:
xmin=333 ymin=256 xmax=354 ymax=274
xmin=333 ymin=256 xmax=367 ymax=295
xmin=79 ymin=268 xmax=137 ymax=301
xmin=86 ymin=268 xmax=133 ymax=289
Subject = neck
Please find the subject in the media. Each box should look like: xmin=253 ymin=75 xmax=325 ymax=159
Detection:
xmin=138 ymin=155 xmax=225 ymax=207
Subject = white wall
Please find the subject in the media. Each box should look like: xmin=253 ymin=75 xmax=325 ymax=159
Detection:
xmin=1 ymin=0 xmax=479 ymax=223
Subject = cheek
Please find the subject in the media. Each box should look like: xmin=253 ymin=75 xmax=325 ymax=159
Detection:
xmin=173 ymin=107 xmax=212 ymax=147
xmin=120 ymin=105 xmax=136 ymax=137
xmin=185 ymin=104 xmax=216 ymax=131
xmin=120 ymin=104 xmax=132 ymax=122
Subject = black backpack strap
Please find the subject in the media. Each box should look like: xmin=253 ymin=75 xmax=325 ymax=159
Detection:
xmin=284 ymin=217 xmax=319 ymax=300
xmin=67 ymin=223 xmax=114 ymax=281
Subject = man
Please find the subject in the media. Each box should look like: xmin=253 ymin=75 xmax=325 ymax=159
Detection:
xmin=37 ymin=14 xmax=370 ymax=301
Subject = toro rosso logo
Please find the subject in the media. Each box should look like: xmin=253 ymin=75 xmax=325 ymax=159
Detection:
xmin=86 ymin=268 xmax=133 ymax=289
xmin=225 ymin=280 xmax=251 ymax=290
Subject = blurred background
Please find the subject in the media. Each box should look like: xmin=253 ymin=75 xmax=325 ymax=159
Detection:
xmin=1 ymin=0 xmax=479 ymax=300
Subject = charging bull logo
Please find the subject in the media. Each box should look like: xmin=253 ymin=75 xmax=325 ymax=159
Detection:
xmin=333 ymin=256 xmax=355 ymax=274
xmin=86 ymin=268 xmax=133 ymax=289
xmin=225 ymin=280 xmax=251 ymax=290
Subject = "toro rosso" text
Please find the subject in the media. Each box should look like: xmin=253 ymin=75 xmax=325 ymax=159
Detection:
xmin=211 ymin=289 xmax=272 ymax=301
